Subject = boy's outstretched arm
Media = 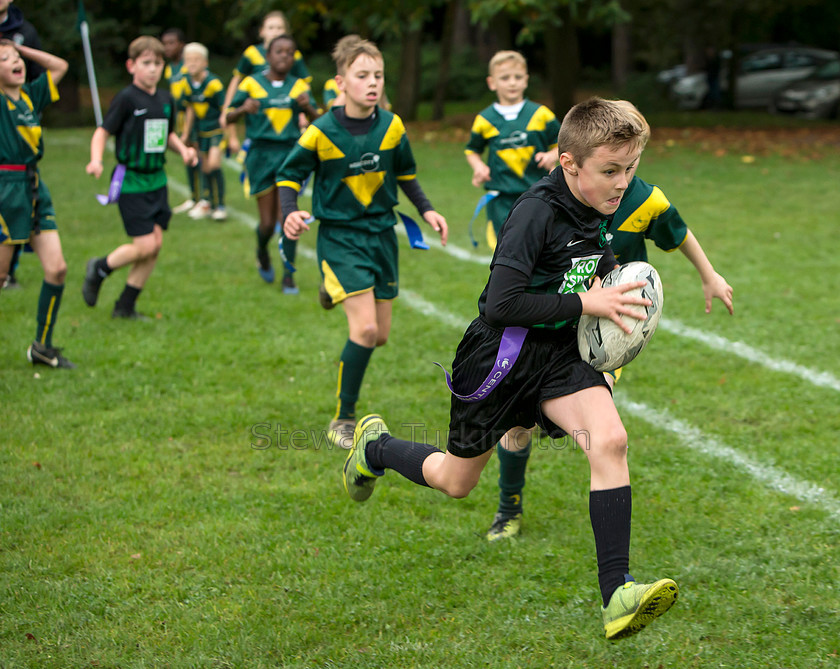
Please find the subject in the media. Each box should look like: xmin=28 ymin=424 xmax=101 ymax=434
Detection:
xmin=86 ymin=127 xmax=110 ymax=178
xmin=679 ymin=229 xmax=734 ymax=314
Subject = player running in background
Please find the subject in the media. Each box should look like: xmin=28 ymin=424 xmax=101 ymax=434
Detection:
xmin=179 ymin=42 xmax=227 ymax=221
xmin=0 ymin=40 xmax=73 ymax=367
xmin=221 ymin=10 xmax=311 ymax=155
xmin=279 ymin=38 xmax=447 ymax=450
xmin=83 ymin=36 xmax=197 ymax=320
xmin=225 ymin=34 xmax=318 ymax=291
xmin=465 ymin=50 xmax=560 ymax=250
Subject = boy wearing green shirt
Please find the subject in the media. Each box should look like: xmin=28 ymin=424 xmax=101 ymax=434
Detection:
xmin=84 ymin=35 xmax=197 ymax=320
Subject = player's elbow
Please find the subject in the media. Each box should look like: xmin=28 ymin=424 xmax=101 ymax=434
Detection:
xmin=484 ymin=301 xmax=507 ymax=329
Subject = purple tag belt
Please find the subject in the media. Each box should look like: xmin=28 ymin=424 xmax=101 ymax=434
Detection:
xmin=96 ymin=164 xmax=126 ymax=205
xmin=435 ymin=326 xmax=528 ymax=403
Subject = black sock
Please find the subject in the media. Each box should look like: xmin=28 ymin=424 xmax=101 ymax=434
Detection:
xmin=589 ymin=486 xmax=632 ymax=607
xmin=95 ymin=256 xmax=113 ymax=278
xmin=366 ymin=434 xmax=437 ymax=487
xmin=115 ymin=284 xmax=141 ymax=312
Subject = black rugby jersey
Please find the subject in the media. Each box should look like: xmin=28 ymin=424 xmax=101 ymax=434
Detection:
xmin=478 ymin=168 xmax=616 ymax=330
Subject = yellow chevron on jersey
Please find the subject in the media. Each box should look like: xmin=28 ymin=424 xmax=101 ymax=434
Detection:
xmin=204 ymin=78 xmax=224 ymax=98
xmin=299 ymin=125 xmax=346 ymax=162
xmin=192 ymin=101 xmax=210 ymax=119
xmin=289 ymin=79 xmax=310 ymax=100
xmin=379 ymin=115 xmax=406 ymax=152
xmin=616 ymin=185 xmax=671 ymax=233
xmin=471 ymin=114 xmax=500 ymax=139
xmin=14 ymin=91 xmax=41 ymax=155
xmin=525 ymin=105 xmax=558 ymax=134
xmin=243 ymin=44 xmax=265 ymax=67
xmin=239 ymin=76 xmax=268 ymax=99
xmin=496 ymin=146 xmax=535 ymax=178
xmin=342 ymin=172 xmax=385 ymax=207
xmin=265 ymin=108 xmax=293 ymax=134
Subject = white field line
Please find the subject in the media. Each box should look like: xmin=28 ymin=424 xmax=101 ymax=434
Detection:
xmin=398 ymin=289 xmax=840 ymax=521
xmin=178 ymin=172 xmax=840 ymax=394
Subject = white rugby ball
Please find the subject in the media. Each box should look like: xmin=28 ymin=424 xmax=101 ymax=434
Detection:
xmin=577 ymin=261 xmax=664 ymax=372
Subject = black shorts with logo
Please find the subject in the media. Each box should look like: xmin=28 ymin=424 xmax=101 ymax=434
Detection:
xmin=445 ymin=317 xmax=609 ymax=458
xmin=118 ymin=186 xmax=171 ymax=237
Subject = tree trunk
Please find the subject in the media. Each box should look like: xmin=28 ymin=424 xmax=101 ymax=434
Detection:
xmin=545 ymin=7 xmax=578 ymax=116
xmin=432 ymin=0 xmax=459 ymax=120
xmin=611 ymin=22 xmax=631 ymax=92
xmin=394 ymin=28 xmax=423 ymax=121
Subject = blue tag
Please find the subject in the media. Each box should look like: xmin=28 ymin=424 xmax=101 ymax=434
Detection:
xmin=398 ymin=211 xmax=429 ymax=250
xmin=468 ymin=190 xmax=499 ymax=248
xmin=277 ymin=216 xmax=315 ymax=274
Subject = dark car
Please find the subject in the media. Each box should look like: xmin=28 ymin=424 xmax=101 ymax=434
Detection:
xmin=770 ymin=58 xmax=840 ymax=119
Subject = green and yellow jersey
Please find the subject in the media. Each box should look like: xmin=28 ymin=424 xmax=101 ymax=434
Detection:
xmin=465 ymin=99 xmax=560 ymax=195
xmin=609 ymin=176 xmax=688 ymax=262
xmin=0 ymin=71 xmax=58 ymax=167
xmin=230 ymin=73 xmax=311 ymax=146
xmin=277 ymin=108 xmax=419 ymax=232
xmin=181 ymin=71 xmax=225 ymax=135
xmin=322 ymin=77 xmax=339 ymax=110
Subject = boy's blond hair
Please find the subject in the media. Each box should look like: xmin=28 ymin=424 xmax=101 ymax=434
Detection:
xmin=488 ymin=50 xmax=527 ymax=75
xmin=334 ymin=37 xmax=382 ymax=76
xmin=128 ymin=36 xmax=165 ymax=61
xmin=262 ymin=10 xmax=289 ymax=32
xmin=331 ymin=34 xmax=362 ymax=65
xmin=183 ymin=42 xmax=209 ymax=61
xmin=557 ymin=97 xmax=650 ymax=165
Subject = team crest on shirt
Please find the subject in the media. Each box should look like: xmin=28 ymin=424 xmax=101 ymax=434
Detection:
xmin=349 ymin=152 xmax=381 ymax=173
xmin=500 ymin=130 xmax=528 ymax=148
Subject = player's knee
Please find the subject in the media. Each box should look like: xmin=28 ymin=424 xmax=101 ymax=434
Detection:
xmin=357 ymin=322 xmax=379 ymax=347
xmin=596 ymin=425 xmax=628 ymax=460
xmin=375 ymin=333 xmax=389 ymax=347
xmin=45 ymin=259 xmax=68 ymax=284
xmin=441 ymin=479 xmax=476 ymax=499
xmin=134 ymin=238 xmax=161 ymax=259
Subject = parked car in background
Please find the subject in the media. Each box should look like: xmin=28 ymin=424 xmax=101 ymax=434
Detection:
xmin=770 ymin=58 xmax=840 ymax=119
xmin=670 ymin=46 xmax=839 ymax=110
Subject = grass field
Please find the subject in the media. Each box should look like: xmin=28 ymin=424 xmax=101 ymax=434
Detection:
xmin=2 ymin=124 xmax=839 ymax=668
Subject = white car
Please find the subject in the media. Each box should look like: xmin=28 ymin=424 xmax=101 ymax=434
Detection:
xmin=671 ymin=46 xmax=839 ymax=110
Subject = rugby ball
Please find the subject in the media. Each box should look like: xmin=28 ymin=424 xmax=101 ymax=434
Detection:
xmin=577 ymin=261 xmax=663 ymax=372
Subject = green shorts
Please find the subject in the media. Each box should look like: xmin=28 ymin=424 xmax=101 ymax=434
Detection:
xmin=198 ymin=128 xmax=223 ymax=153
xmin=245 ymin=142 xmax=292 ymax=197
xmin=317 ymin=224 xmax=399 ymax=304
xmin=487 ymin=192 xmax=519 ymax=235
xmin=0 ymin=171 xmax=57 ymax=245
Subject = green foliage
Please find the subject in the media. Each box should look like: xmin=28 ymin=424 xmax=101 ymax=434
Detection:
xmin=467 ymin=0 xmax=627 ymax=43
xmin=2 ymin=125 xmax=840 ymax=666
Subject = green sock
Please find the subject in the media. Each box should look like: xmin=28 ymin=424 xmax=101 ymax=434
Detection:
xmin=210 ymin=169 xmax=225 ymax=208
xmin=187 ymin=163 xmax=201 ymax=201
xmin=35 ymin=280 xmax=64 ymax=348
xmin=281 ymin=236 xmax=297 ymax=269
xmin=496 ymin=439 xmax=531 ymax=515
xmin=336 ymin=339 xmax=374 ymax=420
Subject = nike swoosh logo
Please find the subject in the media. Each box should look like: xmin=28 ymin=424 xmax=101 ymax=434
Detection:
xmin=134 ymin=109 xmax=148 ymax=116
xmin=567 ymin=239 xmax=585 ymax=247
